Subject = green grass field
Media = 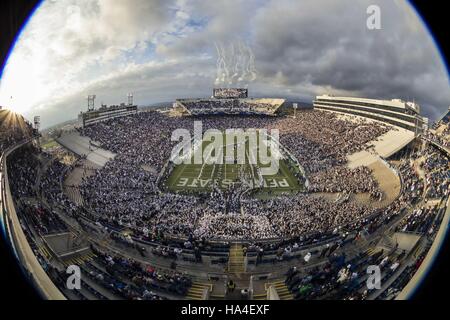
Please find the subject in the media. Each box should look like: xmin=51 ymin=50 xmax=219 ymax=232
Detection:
xmin=164 ymin=131 xmax=304 ymax=195
xmin=41 ymin=139 xmax=59 ymax=149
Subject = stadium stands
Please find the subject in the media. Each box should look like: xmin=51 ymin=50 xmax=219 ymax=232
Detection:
xmin=1 ymin=96 xmax=449 ymax=301
xmin=313 ymin=95 xmax=428 ymax=133
xmin=175 ymin=98 xmax=285 ymax=116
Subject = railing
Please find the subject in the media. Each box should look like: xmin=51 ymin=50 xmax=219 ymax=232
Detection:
xmin=0 ymin=139 xmax=66 ymax=300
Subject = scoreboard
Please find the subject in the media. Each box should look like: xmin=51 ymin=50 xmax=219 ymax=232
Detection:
xmin=213 ymin=88 xmax=248 ymax=99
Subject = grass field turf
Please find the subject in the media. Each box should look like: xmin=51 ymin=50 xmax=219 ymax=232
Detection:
xmin=164 ymin=131 xmax=304 ymax=194
xmin=41 ymin=139 xmax=59 ymax=149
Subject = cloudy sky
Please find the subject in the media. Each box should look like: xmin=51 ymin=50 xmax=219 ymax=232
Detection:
xmin=0 ymin=0 xmax=449 ymax=128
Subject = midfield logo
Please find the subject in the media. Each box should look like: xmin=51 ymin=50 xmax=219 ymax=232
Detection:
xmin=171 ymin=121 xmax=280 ymax=176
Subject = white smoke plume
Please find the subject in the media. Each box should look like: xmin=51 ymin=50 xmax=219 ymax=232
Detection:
xmin=214 ymin=40 xmax=257 ymax=87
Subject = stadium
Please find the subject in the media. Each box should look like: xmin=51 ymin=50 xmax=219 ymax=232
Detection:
xmin=1 ymin=87 xmax=449 ymax=301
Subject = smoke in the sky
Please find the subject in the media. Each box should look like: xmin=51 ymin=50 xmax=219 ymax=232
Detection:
xmin=214 ymin=40 xmax=257 ymax=87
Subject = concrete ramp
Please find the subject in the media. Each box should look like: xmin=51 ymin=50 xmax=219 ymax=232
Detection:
xmin=43 ymin=232 xmax=90 ymax=258
xmin=332 ymin=112 xmax=415 ymax=159
xmin=369 ymin=128 xmax=415 ymax=158
xmin=349 ymin=154 xmax=401 ymax=208
xmin=347 ymin=150 xmax=379 ymax=168
xmin=347 ymin=129 xmax=415 ymax=167
xmin=56 ymin=132 xmax=116 ymax=167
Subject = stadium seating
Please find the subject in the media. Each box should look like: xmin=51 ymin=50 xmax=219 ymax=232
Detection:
xmin=175 ymin=98 xmax=285 ymax=116
xmin=2 ymin=106 xmax=448 ymax=301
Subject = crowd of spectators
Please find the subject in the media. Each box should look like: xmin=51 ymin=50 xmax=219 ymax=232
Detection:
xmin=89 ymin=245 xmax=192 ymax=298
xmin=7 ymin=109 xmax=431 ymax=244
xmin=19 ymin=202 xmax=68 ymax=235
xmin=285 ymin=247 xmax=403 ymax=300
xmin=424 ymin=119 xmax=449 ymax=148
xmin=7 ymin=145 xmax=40 ymax=198
xmin=241 ymin=156 xmax=426 ymax=255
xmin=3 ymin=106 xmax=448 ymax=301
xmin=177 ymin=99 xmax=281 ymax=116
xmin=241 ymin=194 xmax=371 ymax=239
xmin=420 ymin=145 xmax=449 ymax=199
xmin=308 ymin=166 xmax=382 ymax=199
xmin=396 ymin=205 xmax=437 ymax=234
xmin=75 ymin=110 xmax=393 ymax=240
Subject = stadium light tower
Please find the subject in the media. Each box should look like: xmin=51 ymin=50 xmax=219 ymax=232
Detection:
xmin=87 ymin=95 xmax=96 ymax=111
xmin=128 ymin=93 xmax=134 ymax=106
xmin=33 ymin=115 xmax=41 ymax=148
xmin=293 ymin=103 xmax=298 ymax=119
xmin=33 ymin=116 xmax=40 ymax=131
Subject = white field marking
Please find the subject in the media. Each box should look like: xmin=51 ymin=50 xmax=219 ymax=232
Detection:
xmin=210 ymin=154 xmax=217 ymax=180
xmin=210 ymin=162 xmax=216 ymax=180
xmin=197 ymin=142 xmax=210 ymax=179
xmin=196 ymin=164 xmax=204 ymax=179
xmin=245 ymin=144 xmax=258 ymax=183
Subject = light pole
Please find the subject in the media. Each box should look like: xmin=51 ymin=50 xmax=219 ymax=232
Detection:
xmin=293 ymin=103 xmax=298 ymax=119
xmin=34 ymin=115 xmax=41 ymax=148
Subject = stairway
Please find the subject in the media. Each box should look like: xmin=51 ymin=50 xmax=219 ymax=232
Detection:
xmin=365 ymin=247 xmax=378 ymax=257
xmin=253 ymin=293 xmax=267 ymax=300
xmin=186 ymin=282 xmax=212 ymax=300
xmin=412 ymin=242 xmax=423 ymax=259
xmin=62 ymin=252 xmax=97 ymax=268
xmin=228 ymin=243 xmax=245 ymax=274
xmin=38 ymin=244 xmax=52 ymax=261
xmin=265 ymin=280 xmax=294 ymax=300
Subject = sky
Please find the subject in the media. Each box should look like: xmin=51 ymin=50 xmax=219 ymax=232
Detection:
xmin=0 ymin=0 xmax=449 ymax=128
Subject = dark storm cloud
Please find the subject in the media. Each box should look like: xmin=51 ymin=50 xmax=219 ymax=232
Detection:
xmin=251 ymin=0 xmax=449 ymax=120
xmin=2 ymin=0 xmax=449 ymax=127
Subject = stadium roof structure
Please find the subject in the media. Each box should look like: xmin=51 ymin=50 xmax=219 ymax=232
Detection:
xmin=56 ymin=132 xmax=116 ymax=167
xmin=437 ymin=106 xmax=450 ymax=123
xmin=316 ymin=95 xmax=421 ymax=114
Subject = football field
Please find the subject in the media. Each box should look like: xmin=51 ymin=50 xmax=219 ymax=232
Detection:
xmin=164 ymin=131 xmax=304 ymax=194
